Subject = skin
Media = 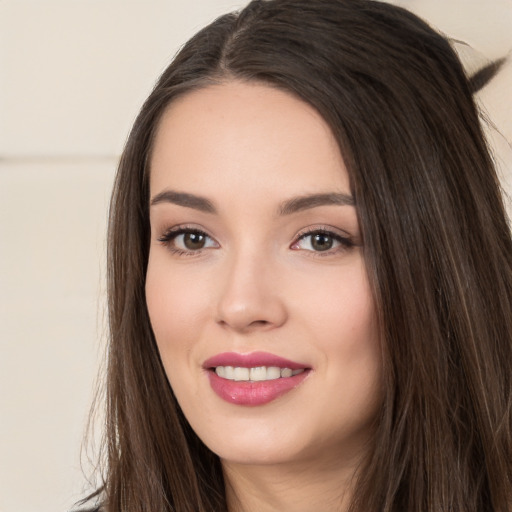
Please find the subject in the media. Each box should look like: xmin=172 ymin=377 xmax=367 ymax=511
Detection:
xmin=145 ymin=81 xmax=382 ymax=512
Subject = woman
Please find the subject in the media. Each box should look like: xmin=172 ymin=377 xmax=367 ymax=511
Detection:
xmin=82 ymin=0 xmax=512 ymax=510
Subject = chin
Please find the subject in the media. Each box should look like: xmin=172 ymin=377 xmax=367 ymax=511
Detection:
xmin=214 ymin=439 xmax=309 ymax=467
xmin=189 ymin=413 xmax=310 ymax=465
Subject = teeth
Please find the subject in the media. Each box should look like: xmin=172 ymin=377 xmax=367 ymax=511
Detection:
xmin=214 ymin=366 xmax=305 ymax=381
xmin=249 ymin=366 xmax=267 ymax=381
xmin=281 ymin=368 xmax=293 ymax=378
xmin=233 ymin=367 xmax=250 ymax=381
xmin=224 ymin=366 xmax=234 ymax=379
xmin=267 ymin=366 xmax=281 ymax=380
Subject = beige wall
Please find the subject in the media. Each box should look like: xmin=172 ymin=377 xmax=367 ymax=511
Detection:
xmin=1 ymin=1 xmax=510 ymax=511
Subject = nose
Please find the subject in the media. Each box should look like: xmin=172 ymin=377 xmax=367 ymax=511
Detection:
xmin=215 ymin=250 xmax=288 ymax=333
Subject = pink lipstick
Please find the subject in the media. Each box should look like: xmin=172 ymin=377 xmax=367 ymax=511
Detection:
xmin=203 ymin=351 xmax=311 ymax=406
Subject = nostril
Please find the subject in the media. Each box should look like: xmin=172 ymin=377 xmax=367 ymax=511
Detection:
xmin=250 ymin=320 xmax=270 ymax=327
xmin=216 ymin=317 xmax=274 ymax=332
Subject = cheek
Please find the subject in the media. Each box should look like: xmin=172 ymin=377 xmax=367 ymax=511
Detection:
xmin=297 ymin=259 xmax=377 ymax=346
xmin=145 ymin=255 xmax=211 ymax=355
xmin=145 ymin=255 xmax=214 ymax=410
xmin=297 ymin=261 xmax=381 ymax=399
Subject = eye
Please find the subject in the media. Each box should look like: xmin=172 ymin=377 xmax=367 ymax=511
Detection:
xmin=158 ymin=227 xmax=219 ymax=254
xmin=291 ymin=229 xmax=354 ymax=254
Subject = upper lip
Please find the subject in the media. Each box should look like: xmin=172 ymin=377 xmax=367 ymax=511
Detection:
xmin=203 ymin=351 xmax=309 ymax=370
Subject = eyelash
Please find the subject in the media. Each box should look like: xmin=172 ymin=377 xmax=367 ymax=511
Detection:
xmin=157 ymin=226 xmax=215 ymax=257
xmin=157 ymin=225 xmax=355 ymax=257
xmin=292 ymin=227 xmax=355 ymax=256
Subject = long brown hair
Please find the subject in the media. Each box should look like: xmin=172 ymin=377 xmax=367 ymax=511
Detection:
xmin=85 ymin=1 xmax=512 ymax=510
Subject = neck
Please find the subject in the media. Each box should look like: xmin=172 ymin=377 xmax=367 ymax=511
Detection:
xmin=223 ymin=454 xmax=361 ymax=512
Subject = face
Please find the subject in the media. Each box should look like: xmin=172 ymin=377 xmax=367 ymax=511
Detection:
xmin=146 ymin=81 xmax=382 ymax=470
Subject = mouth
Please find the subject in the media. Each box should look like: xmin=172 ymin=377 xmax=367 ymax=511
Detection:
xmin=213 ymin=365 xmax=305 ymax=381
xmin=203 ymin=352 xmax=311 ymax=406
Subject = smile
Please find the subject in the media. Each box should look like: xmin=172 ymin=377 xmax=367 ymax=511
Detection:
xmin=204 ymin=352 xmax=311 ymax=406
xmin=214 ymin=366 xmax=305 ymax=381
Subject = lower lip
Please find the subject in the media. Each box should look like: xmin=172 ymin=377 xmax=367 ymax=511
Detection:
xmin=207 ymin=370 xmax=310 ymax=406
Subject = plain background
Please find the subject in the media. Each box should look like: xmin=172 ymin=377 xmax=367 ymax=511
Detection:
xmin=0 ymin=1 xmax=510 ymax=511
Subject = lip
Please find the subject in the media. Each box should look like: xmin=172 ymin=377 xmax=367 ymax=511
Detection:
xmin=204 ymin=351 xmax=311 ymax=406
xmin=203 ymin=351 xmax=307 ymax=370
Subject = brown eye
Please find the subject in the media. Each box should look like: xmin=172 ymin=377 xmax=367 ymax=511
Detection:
xmin=183 ymin=232 xmax=207 ymax=250
xmin=291 ymin=229 xmax=354 ymax=254
xmin=158 ymin=228 xmax=218 ymax=254
xmin=311 ymin=233 xmax=334 ymax=251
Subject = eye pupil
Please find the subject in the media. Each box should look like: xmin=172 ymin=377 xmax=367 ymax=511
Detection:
xmin=312 ymin=233 xmax=333 ymax=251
xmin=184 ymin=232 xmax=206 ymax=250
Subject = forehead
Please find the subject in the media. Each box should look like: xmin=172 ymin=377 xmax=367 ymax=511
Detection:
xmin=149 ymin=81 xmax=350 ymax=199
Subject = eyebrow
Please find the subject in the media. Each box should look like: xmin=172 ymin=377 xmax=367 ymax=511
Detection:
xmin=150 ymin=189 xmax=355 ymax=215
xmin=278 ymin=192 xmax=355 ymax=215
xmin=150 ymin=190 xmax=216 ymax=213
